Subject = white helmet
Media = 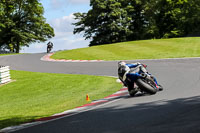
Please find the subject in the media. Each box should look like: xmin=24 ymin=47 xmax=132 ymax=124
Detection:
xmin=118 ymin=61 xmax=126 ymax=67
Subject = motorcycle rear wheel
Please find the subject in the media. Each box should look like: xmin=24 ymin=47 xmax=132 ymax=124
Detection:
xmin=136 ymin=78 xmax=157 ymax=94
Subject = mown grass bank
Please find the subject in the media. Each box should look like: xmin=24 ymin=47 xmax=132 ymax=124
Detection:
xmin=0 ymin=53 xmax=19 ymax=56
xmin=52 ymin=37 xmax=200 ymax=60
xmin=0 ymin=70 xmax=122 ymax=129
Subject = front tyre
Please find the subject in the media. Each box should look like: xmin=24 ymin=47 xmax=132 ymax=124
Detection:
xmin=47 ymin=48 xmax=50 ymax=53
xmin=136 ymin=78 xmax=157 ymax=95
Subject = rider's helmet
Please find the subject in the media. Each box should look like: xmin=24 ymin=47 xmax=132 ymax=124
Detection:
xmin=118 ymin=61 xmax=128 ymax=76
xmin=118 ymin=61 xmax=126 ymax=68
xmin=118 ymin=61 xmax=129 ymax=84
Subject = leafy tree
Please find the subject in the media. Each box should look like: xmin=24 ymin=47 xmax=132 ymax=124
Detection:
xmin=0 ymin=0 xmax=12 ymax=51
xmin=178 ymin=0 xmax=200 ymax=36
xmin=0 ymin=2 xmax=4 ymax=33
xmin=74 ymin=0 xmax=200 ymax=46
xmin=146 ymin=0 xmax=200 ymax=38
xmin=73 ymin=0 xmax=132 ymax=46
xmin=0 ymin=0 xmax=54 ymax=53
xmin=73 ymin=0 xmax=156 ymax=46
xmin=125 ymin=0 xmax=149 ymax=40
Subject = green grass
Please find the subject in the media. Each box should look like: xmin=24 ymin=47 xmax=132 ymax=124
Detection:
xmin=0 ymin=53 xmax=20 ymax=56
xmin=51 ymin=37 xmax=200 ymax=60
xmin=0 ymin=70 xmax=122 ymax=129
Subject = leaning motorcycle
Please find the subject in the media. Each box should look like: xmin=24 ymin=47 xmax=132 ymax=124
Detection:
xmin=118 ymin=64 xmax=161 ymax=96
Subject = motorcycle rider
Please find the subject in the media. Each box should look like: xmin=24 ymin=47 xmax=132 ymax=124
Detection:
xmin=118 ymin=61 xmax=163 ymax=91
xmin=47 ymin=41 xmax=53 ymax=53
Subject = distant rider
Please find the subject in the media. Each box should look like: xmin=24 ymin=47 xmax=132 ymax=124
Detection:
xmin=118 ymin=61 xmax=163 ymax=91
xmin=47 ymin=41 xmax=53 ymax=53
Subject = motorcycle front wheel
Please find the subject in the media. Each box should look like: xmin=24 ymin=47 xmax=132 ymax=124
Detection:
xmin=47 ymin=48 xmax=51 ymax=53
xmin=136 ymin=78 xmax=157 ymax=95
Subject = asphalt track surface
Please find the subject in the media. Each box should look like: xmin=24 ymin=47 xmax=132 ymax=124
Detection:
xmin=1 ymin=53 xmax=200 ymax=133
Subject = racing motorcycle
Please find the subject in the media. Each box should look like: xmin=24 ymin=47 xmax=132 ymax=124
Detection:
xmin=47 ymin=42 xmax=53 ymax=53
xmin=118 ymin=63 xmax=162 ymax=96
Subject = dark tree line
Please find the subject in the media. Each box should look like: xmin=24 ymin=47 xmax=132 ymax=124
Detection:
xmin=73 ymin=0 xmax=200 ymax=46
xmin=0 ymin=0 xmax=54 ymax=53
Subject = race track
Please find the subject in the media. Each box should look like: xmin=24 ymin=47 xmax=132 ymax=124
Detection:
xmin=1 ymin=53 xmax=200 ymax=133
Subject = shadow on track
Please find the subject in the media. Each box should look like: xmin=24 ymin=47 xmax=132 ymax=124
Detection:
xmin=0 ymin=116 xmax=39 ymax=131
xmin=13 ymin=95 xmax=200 ymax=133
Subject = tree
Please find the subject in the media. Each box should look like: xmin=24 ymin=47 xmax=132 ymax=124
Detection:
xmin=0 ymin=2 xmax=4 ymax=33
xmin=0 ymin=0 xmax=12 ymax=51
xmin=178 ymin=0 xmax=200 ymax=36
xmin=0 ymin=0 xmax=54 ymax=53
xmin=73 ymin=0 xmax=157 ymax=46
xmin=74 ymin=0 xmax=200 ymax=46
xmin=146 ymin=0 xmax=200 ymax=38
xmin=125 ymin=0 xmax=149 ymax=40
xmin=73 ymin=0 xmax=132 ymax=46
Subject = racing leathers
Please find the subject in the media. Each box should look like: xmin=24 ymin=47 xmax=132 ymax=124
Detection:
xmin=118 ymin=61 xmax=163 ymax=91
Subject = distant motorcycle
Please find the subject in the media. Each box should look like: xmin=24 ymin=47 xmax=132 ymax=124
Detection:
xmin=47 ymin=41 xmax=53 ymax=53
xmin=118 ymin=63 xmax=163 ymax=96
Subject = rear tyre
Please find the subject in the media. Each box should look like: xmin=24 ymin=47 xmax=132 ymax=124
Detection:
xmin=136 ymin=78 xmax=157 ymax=94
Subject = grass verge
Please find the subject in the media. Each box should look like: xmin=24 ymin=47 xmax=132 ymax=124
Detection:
xmin=0 ymin=70 xmax=122 ymax=129
xmin=52 ymin=37 xmax=200 ymax=60
xmin=0 ymin=53 xmax=20 ymax=56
